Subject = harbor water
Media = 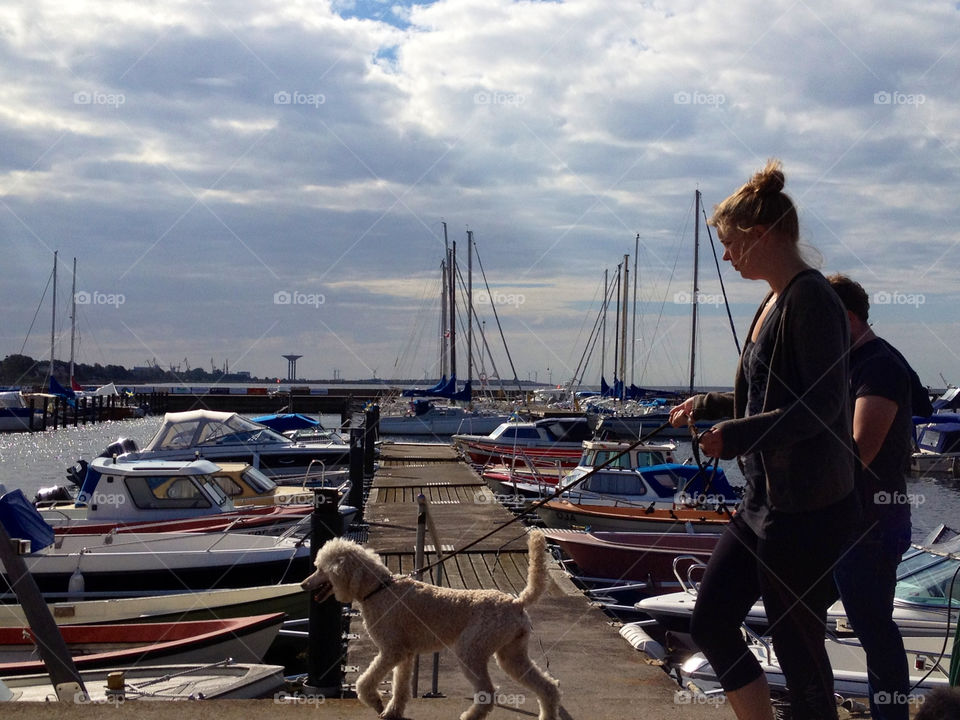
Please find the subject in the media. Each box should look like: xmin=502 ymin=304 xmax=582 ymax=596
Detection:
xmin=0 ymin=417 xmax=957 ymax=543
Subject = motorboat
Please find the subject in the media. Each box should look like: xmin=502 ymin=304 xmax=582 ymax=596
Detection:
xmin=542 ymin=529 xmax=719 ymax=586
xmin=0 ymin=583 xmax=308 ymax=627
xmin=34 ymin=457 xmax=335 ymax=536
xmin=912 ymin=412 xmax=960 ymax=476
xmin=0 ymin=391 xmax=42 ymax=433
xmin=1 ymin=488 xmax=312 ymax=596
xmin=453 ymin=416 xmax=593 ymax=468
xmin=106 ymin=410 xmax=353 ymax=479
xmin=378 ymin=399 xmax=513 ymax=436
xmin=537 ymin=499 xmax=732 ymax=533
xmin=0 ymin=660 xmax=286 ymax=701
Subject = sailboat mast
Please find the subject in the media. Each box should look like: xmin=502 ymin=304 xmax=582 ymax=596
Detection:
xmin=631 ymin=234 xmax=639 ymax=387
xmin=440 ymin=258 xmax=448 ymax=379
xmin=601 ymin=268 xmax=607 ymax=386
xmin=620 ymin=254 xmax=629 ymax=400
xmin=49 ymin=250 xmax=57 ymax=383
xmin=689 ymin=190 xmax=701 ymax=395
xmin=69 ymin=257 xmax=77 ymax=386
xmin=449 ymin=240 xmax=457 ymax=381
xmin=467 ymin=230 xmax=473 ymax=398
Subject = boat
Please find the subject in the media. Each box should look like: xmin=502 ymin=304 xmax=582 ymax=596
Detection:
xmin=541 ymin=529 xmax=719 ymax=586
xmin=0 ymin=583 xmax=308 ymax=627
xmin=537 ymin=499 xmax=732 ymax=533
xmin=482 ymin=437 xmax=679 ymax=498
xmin=0 ymin=660 xmax=286 ymax=701
xmin=106 ymin=410 xmax=353 ymax=479
xmin=452 ymin=417 xmax=593 ymax=468
xmin=1 ymin=488 xmax=311 ymax=596
xmin=0 ymin=391 xmax=42 ymax=433
xmin=378 ymin=398 xmax=512 ymax=436
xmin=911 ymin=412 xmax=960 ymax=477
xmin=35 ymin=457 xmax=320 ymax=536
xmin=0 ymin=613 xmax=285 ymax=676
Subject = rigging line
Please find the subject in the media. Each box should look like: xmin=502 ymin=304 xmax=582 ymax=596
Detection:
xmin=577 ymin=270 xmax=621 ymax=388
xmin=473 ymin=245 xmax=523 ymax=395
xmin=20 ymin=267 xmax=54 ymax=356
xmin=566 ymin=272 xmax=605 ymax=385
xmin=700 ymin=202 xmax=742 ymax=355
xmin=570 ymin=277 xmax=609 ymax=391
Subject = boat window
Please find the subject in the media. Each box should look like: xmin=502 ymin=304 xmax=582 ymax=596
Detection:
xmin=634 ymin=452 xmax=666 ymax=467
xmin=592 ymin=451 xmax=633 ymax=469
xmin=202 ymin=479 xmax=229 ymax=507
xmin=213 ymin=475 xmax=244 ymax=497
xmin=894 ymin=554 xmax=960 ymax=608
xmin=239 ymin=467 xmax=277 ymax=493
xmin=586 ymin=472 xmax=647 ymax=496
xmin=124 ymin=476 xmax=213 ymax=510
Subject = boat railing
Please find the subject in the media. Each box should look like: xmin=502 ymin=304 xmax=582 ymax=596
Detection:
xmin=672 ymin=555 xmax=708 ymax=595
xmin=302 ymin=459 xmax=326 ymax=489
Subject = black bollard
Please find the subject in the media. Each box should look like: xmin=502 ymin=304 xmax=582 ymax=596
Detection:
xmin=348 ymin=427 xmax=364 ymax=521
xmin=305 ymin=486 xmax=345 ymax=698
xmin=363 ymin=406 xmax=378 ymax=477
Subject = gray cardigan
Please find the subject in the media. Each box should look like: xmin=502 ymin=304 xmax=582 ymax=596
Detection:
xmin=691 ymin=269 xmax=855 ymax=514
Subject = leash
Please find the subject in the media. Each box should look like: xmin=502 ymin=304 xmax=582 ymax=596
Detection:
xmin=411 ymin=419 xmax=673 ymax=578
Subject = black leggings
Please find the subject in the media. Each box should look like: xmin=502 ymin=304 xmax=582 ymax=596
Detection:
xmin=690 ymin=493 xmax=857 ymax=720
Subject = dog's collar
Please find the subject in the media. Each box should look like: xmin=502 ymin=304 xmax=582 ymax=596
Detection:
xmin=362 ymin=577 xmax=395 ymax=601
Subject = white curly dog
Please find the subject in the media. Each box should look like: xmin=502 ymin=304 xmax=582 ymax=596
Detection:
xmin=301 ymin=530 xmax=561 ymax=720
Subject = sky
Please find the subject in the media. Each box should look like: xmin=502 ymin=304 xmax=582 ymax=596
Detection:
xmin=1 ymin=0 xmax=958 ymax=390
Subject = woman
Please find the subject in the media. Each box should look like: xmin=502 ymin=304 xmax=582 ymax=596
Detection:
xmin=669 ymin=159 xmax=858 ymax=720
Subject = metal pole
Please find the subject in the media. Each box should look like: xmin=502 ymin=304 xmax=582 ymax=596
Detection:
xmin=305 ymin=486 xmax=345 ymax=697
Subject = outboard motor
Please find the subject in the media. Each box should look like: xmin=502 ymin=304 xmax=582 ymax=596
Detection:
xmin=99 ymin=437 xmax=139 ymax=458
xmin=65 ymin=458 xmax=89 ymax=487
xmin=34 ymin=485 xmax=75 ymax=507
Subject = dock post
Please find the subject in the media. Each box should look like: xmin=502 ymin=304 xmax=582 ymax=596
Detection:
xmin=52 ymin=397 xmax=60 ymax=430
xmin=304 ymin=486 xmax=345 ymax=699
xmin=348 ymin=428 xmax=364 ymax=521
xmin=28 ymin=397 xmax=35 ymax=432
xmin=363 ymin=405 xmax=378 ymax=477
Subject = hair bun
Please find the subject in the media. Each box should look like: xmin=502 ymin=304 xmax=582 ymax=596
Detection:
xmin=749 ymin=159 xmax=785 ymax=196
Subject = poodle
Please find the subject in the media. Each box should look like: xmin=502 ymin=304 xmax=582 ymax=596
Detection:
xmin=301 ymin=529 xmax=561 ymax=720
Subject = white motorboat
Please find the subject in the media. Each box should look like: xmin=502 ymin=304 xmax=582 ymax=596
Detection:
xmin=378 ymin=399 xmax=512 ymax=436
xmin=109 ymin=410 xmax=352 ymax=479
xmin=0 ymin=391 xmax=42 ymax=433
xmin=1 ymin=487 xmax=311 ymax=597
xmin=0 ymin=660 xmax=286 ymax=702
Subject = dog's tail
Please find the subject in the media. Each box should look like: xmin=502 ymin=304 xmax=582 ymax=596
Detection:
xmin=517 ymin=529 xmax=550 ymax=606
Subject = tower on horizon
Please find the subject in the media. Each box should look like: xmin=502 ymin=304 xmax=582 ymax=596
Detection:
xmin=282 ymin=354 xmax=303 ymax=382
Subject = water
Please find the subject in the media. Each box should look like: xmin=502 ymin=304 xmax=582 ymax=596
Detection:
xmin=0 ymin=422 xmax=956 ymax=543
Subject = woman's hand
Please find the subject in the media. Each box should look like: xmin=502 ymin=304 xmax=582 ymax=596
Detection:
xmin=697 ymin=426 xmax=723 ymax=458
xmin=668 ymin=398 xmax=696 ymax=428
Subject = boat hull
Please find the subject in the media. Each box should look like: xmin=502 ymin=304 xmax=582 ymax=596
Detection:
xmin=537 ymin=499 xmax=731 ymax=533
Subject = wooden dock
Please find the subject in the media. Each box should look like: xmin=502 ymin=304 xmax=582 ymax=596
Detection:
xmin=344 ymin=442 xmax=736 ymax=719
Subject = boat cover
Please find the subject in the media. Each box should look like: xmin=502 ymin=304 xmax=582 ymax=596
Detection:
xmin=0 ymin=489 xmax=54 ymax=552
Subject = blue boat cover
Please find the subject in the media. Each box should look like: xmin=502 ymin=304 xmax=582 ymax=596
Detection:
xmin=0 ymin=489 xmax=54 ymax=552
xmin=251 ymin=413 xmax=321 ymax=432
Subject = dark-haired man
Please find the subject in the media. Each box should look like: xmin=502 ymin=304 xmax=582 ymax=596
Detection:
xmin=828 ymin=274 xmax=931 ymax=720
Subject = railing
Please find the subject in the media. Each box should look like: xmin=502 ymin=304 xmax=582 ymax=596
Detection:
xmin=412 ymin=493 xmax=447 ymax=699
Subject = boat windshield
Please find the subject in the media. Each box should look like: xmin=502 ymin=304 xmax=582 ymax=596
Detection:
xmin=894 ymin=553 xmax=960 ymax=608
xmin=145 ymin=411 xmax=290 ymax=451
xmin=240 ymin=466 xmax=277 ymax=493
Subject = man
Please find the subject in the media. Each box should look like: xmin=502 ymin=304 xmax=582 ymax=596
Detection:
xmin=829 ymin=274 xmax=931 ymax=720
